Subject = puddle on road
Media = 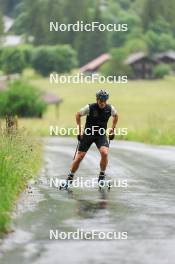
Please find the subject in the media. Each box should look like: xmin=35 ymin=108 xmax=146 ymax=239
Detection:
xmin=1 ymin=138 xmax=175 ymax=264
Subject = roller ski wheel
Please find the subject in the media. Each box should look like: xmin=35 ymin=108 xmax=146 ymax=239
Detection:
xmin=107 ymin=181 xmax=111 ymax=191
xmin=59 ymin=174 xmax=73 ymax=191
xmin=59 ymin=179 xmax=69 ymax=190
xmin=98 ymin=173 xmax=112 ymax=191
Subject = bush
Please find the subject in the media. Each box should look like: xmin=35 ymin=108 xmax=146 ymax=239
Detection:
xmin=53 ymin=45 xmax=78 ymax=73
xmin=31 ymin=45 xmax=77 ymax=76
xmin=153 ymin=63 xmax=171 ymax=79
xmin=0 ymin=48 xmax=3 ymax=70
xmin=31 ymin=46 xmax=56 ymax=77
xmin=18 ymin=45 xmax=33 ymax=66
xmin=100 ymin=47 xmax=133 ymax=78
xmin=0 ymin=80 xmax=47 ymax=117
xmin=158 ymin=34 xmax=175 ymax=52
xmin=0 ymin=47 xmax=26 ymax=75
xmin=124 ymin=38 xmax=148 ymax=54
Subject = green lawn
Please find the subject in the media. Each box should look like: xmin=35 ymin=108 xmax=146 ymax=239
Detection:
xmin=20 ymin=70 xmax=175 ymax=144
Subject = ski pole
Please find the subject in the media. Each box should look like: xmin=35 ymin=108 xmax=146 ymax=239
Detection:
xmin=73 ymin=140 xmax=80 ymax=160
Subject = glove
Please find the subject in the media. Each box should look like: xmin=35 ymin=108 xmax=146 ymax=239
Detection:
xmin=108 ymin=128 xmax=115 ymax=140
xmin=109 ymin=133 xmax=115 ymax=140
xmin=77 ymin=135 xmax=82 ymax=141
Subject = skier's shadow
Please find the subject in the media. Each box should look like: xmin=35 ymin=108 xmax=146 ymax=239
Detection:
xmin=67 ymin=189 xmax=108 ymax=219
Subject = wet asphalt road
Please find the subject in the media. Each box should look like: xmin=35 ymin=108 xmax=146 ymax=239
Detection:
xmin=0 ymin=137 xmax=175 ymax=264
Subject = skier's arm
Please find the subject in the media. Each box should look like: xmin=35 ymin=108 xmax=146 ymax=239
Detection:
xmin=111 ymin=114 xmax=118 ymax=131
xmin=109 ymin=106 xmax=118 ymax=139
xmin=76 ymin=112 xmax=82 ymax=136
xmin=111 ymin=105 xmax=118 ymax=131
xmin=76 ymin=104 xmax=90 ymax=136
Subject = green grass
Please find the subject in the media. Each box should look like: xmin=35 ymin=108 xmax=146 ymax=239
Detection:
xmin=20 ymin=70 xmax=175 ymax=144
xmin=0 ymin=128 xmax=42 ymax=237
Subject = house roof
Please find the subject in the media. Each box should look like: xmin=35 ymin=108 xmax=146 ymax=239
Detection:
xmin=3 ymin=16 xmax=14 ymax=33
xmin=125 ymin=52 xmax=148 ymax=65
xmin=80 ymin=53 xmax=111 ymax=72
xmin=154 ymin=50 xmax=175 ymax=61
xmin=125 ymin=50 xmax=175 ymax=65
xmin=42 ymin=92 xmax=63 ymax=105
xmin=125 ymin=51 xmax=160 ymax=65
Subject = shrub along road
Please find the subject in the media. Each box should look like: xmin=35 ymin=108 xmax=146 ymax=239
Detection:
xmin=0 ymin=129 xmax=42 ymax=236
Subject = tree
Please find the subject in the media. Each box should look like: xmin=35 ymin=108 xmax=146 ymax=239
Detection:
xmin=145 ymin=30 xmax=175 ymax=53
xmin=46 ymin=0 xmax=64 ymax=45
xmin=111 ymin=13 xmax=141 ymax=48
xmin=31 ymin=45 xmax=77 ymax=76
xmin=100 ymin=47 xmax=133 ymax=77
xmin=1 ymin=47 xmax=26 ymax=75
xmin=124 ymin=38 xmax=148 ymax=54
xmin=0 ymin=11 xmax=3 ymax=36
xmin=142 ymin=0 xmax=157 ymax=30
xmin=0 ymin=0 xmax=21 ymax=14
xmin=75 ymin=24 xmax=92 ymax=66
xmin=75 ymin=7 xmax=92 ymax=65
xmin=142 ymin=0 xmax=175 ymax=33
xmin=0 ymin=80 xmax=47 ymax=117
xmin=18 ymin=0 xmax=68 ymax=45
xmin=63 ymin=0 xmax=90 ymax=47
xmin=159 ymin=34 xmax=175 ymax=51
xmin=117 ymin=0 xmax=131 ymax=10
xmin=149 ymin=16 xmax=171 ymax=35
xmin=21 ymin=0 xmax=48 ymax=45
xmin=82 ymin=3 xmax=108 ymax=64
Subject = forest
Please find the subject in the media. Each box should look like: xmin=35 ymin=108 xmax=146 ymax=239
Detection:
xmin=1 ymin=0 xmax=175 ymax=66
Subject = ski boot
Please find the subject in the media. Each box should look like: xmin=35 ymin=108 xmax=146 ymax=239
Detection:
xmin=98 ymin=172 xmax=106 ymax=189
xmin=59 ymin=173 xmax=74 ymax=190
xmin=98 ymin=172 xmax=111 ymax=190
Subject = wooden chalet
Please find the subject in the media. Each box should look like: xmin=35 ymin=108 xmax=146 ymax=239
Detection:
xmin=124 ymin=52 xmax=157 ymax=79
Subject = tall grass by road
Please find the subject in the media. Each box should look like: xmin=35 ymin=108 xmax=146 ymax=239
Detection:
xmin=0 ymin=128 xmax=42 ymax=237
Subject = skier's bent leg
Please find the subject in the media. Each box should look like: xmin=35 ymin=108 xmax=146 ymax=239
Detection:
xmin=99 ymin=146 xmax=109 ymax=172
xmin=70 ymin=151 xmax=86 ymax=174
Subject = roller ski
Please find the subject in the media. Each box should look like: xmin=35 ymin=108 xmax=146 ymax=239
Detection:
xmin=98 ymin=172 xmax=111 ymax=191
xmin=59 ymin=173 xmax=74 ymax=190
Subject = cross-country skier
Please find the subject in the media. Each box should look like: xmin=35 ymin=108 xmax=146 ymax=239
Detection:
xmin=63 ymin=89 xmax=118 ymax=188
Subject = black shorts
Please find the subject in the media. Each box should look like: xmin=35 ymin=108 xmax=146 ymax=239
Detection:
xmin=78 ymin=134 xmax=109 ymax=152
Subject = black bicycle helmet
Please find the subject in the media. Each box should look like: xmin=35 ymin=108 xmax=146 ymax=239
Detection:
xmin=96 ymin=90 xmax=109 ymax=101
